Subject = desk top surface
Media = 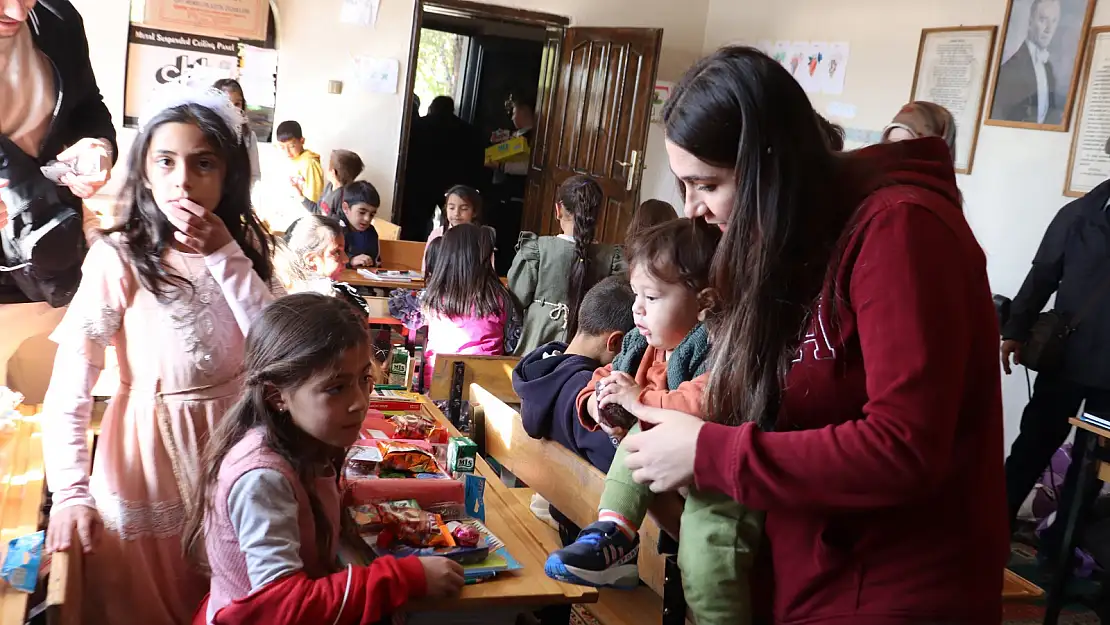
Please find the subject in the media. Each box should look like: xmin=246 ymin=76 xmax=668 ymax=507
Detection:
xmin=1069 ymin=415 xmax=1110 ymax=438
xmin=340 ymin=269 xmax=426 ymax=290
xmin=408 ymin=398 xmax=598 ymax=610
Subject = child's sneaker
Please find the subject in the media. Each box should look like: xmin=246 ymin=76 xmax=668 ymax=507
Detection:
xmin=544 ymin=521 xmax=639 ymax=588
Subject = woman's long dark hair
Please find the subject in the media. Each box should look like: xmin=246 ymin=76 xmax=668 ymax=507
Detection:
xmin=103 ymin=102 xmax=272 ymax=303
xmin=663 ymin=46 xmax=855 ymax=428
xmin=558 ymin=175 xmax=603 ymax=338
xmin=424 ymin=223 xmax=509 ymax=319
xmin=183 ymin=293 xmax=372 ymax=572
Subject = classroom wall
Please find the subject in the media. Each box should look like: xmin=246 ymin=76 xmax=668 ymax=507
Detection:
xmin=703 ymin=0 xmax=1110 ymax=451
xmin=71 ymin=0 xmax=706 ymax=219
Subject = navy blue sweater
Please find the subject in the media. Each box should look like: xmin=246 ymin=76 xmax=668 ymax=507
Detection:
xmin=512 ymin=342 xmax=617 ymax=473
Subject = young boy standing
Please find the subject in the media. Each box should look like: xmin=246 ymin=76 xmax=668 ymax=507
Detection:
xmin=512 ymin=275 xmax=635 ymax=473
xmin=340 ymin=181 xmax=382 ymax=268
xmin=276 ymin=120 xmax=325 ymax=203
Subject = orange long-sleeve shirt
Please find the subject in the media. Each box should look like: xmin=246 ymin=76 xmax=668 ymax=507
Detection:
xmin=575 ymin=344 xmax=708 ymax=431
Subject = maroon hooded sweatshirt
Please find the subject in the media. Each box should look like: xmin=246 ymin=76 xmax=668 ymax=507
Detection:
xmin=694 ymin=137 xmax=1007 ymax=625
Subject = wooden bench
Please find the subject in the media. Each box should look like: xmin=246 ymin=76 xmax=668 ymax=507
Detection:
xmin=427 ymin=354 xmax=522 ymax=427
xmin=467 ymin=383 xmax=689 ymax=625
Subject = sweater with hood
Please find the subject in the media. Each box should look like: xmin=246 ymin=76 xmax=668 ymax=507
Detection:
xmin=290 ymin=149 xmax=325 ymax=203
xmin=512 ymin=342 xmax=617 ymax=473
xmin=694 ymin=137 xmax=1007 ymax=624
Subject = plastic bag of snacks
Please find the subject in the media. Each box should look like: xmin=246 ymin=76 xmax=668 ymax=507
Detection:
xmin=377 ymin=440 xmax=440 ymax=475
xmin=1 ymin=531 xmax=44 ymax=593
xmin=388 ymin=413 xmax=436 ymax=440
xmin=375 ymin=500 xmax=454 ymax=548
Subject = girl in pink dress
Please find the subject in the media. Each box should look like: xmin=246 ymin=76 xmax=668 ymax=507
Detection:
xmin=41 ymin=86 xmax=278 ymax=625
xmin=422 ymin=223 xmax=516 ymax=388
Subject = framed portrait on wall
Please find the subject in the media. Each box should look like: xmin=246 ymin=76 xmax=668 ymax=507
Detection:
xmin=986 ymin=0 xmax=1095 ymax=132
xmin=909 ymin=26 xmax=997 ymax=174
xmin=1064 ymin=27 xmax=1110 ymax=196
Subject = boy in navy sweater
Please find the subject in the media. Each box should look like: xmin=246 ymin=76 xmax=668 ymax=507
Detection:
xmin=340 ymin=180 xmax=382 ymax=268
xmin=512 ymin=275 xmax=634 ymax=473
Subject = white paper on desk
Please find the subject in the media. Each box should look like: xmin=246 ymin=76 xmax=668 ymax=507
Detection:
xmin=340 ymin=0 xmax=379 ymax=26
xmin=351 ymin=56 xmax=399 ymax=94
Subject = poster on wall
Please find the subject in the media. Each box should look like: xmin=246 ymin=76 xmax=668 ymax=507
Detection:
xmin=123 ymin=24 xmax=239 ymax=127
xmin=651 ymin=81 xmax=673 ymax=124
xmin=986 ymin=0 xmax=1096 ymax=131
xmin=142 ymin=0 xmax=268 ymax=41
xmin=1064 ymin=27 xmax=1110 ymax=196
xmin=238 ymin=44 xmax=278 ymax=142
xmin=821 ymin=42 xmax=850 ymax=95
xmin=910 ymin=26 xmax=997 ymax=174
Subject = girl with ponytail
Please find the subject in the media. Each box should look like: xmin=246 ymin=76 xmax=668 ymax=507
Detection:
xmin=508 ymin=175 xmax=625 ymax=354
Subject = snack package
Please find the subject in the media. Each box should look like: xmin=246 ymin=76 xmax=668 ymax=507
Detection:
xmin=449 ymin=521 xmax=481 ymax=547
xmin=376 ymin=501 xmax=454 ymax=548
xmin=463 ymin=473 xmax=486 ymax=522
xmin=377 ymin=440 xmax=440 ymax=474
xmin=447 ymin=436 xmax=478 ymax=474
xmin=388 ymin=413 xmax=436 ymax=440
xmin=1 ymin=531 xmax=44 ymax=593
xmin=349 ymin=504 xmax=384 ymax=532
xmin=598 ymin=403 xmax=637 ymax=430
xmin=346 ymin=445 xmax=383 ymax=479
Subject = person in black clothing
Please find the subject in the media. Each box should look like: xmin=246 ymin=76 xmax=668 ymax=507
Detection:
xmin=487 ymin=92 xmax=535 ymax=275
xmin=512 ymin=275 xmax=636 ymax=473
xmin=0 ymin=0 xmax=118 ymax=397
xmin=1002 ymin=148 xmax=1110 ymax=547
xmin=400 ymin=96 xmax=484 ymax=241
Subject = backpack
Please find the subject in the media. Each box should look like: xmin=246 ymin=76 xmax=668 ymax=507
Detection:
xmin=0 ymin=134 xmax=86 ymax=307
xmin=1029 ymin=444 xmax=1100 ymax=578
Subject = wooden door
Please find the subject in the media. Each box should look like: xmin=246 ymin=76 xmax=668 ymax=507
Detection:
xmin=522 ymin=27 xmax=662 ymax=243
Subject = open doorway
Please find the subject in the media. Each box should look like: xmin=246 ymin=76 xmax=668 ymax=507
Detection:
xmin=394 ymin=0 xmax=663 ymax=275
xmin=398 ymin=2 xmax=560 ymax=274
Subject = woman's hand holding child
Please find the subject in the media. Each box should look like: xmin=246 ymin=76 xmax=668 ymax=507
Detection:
xmin=46 ymin=504 xmax=103 ymax=554
xmin=163 ymin=198 xmax=234 ymax=255
xmin=419 ymin=556 xmax=465 ymax=598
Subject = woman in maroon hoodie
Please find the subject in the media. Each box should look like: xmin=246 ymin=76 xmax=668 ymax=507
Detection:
xmin=619 ymin=46 xmax=1008 ymax=624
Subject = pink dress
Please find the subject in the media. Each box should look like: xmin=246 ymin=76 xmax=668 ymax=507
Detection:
xmin=423 ymin=308 xmax=506 ymax=388
xmin=42 ymin=238 xmax=277 ymax=625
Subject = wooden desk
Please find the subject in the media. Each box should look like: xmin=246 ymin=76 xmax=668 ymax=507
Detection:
xmin=1041 ymin=415 xmax=1110 ymax=624
xmin=403 ymin=398 xmax=598 ymax=612
xmin=0 ymin=410 xmax=44 ymax=625
xmin=340 ymin=269 xmax=425 ymax=291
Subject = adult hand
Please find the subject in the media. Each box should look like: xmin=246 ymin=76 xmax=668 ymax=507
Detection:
xmin=163 ymin=198 xmax=233 ymax=256
xmin=622 ymin=404 xmax=705 ymax=494
xmin=0 ymin=179 xmax=7 ymax=229
xmin=46 ymin=504 xmax=102 ymax=554
xmin=57 ymin=138 xmax=112 ymax=199
xmin=419 ymin=556 xmax=465 ymax=598
xmin=1001 ymin=339 xmax=1023 ymax=375
xmin=597 ymin=371 xmax=642 ymax=411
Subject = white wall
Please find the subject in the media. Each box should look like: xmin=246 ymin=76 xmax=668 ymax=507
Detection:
xmin=703 ymin=0 xmax=1110 ymax=450
xmin=72 ymin=0 xmax=707 ymax=220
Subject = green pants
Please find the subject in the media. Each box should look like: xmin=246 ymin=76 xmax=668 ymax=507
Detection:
xmin=600 ymin=424 xmax=764 ymax=625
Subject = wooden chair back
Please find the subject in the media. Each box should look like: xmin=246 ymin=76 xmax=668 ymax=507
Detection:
xmin=373 ymin=218 xmax=401 ymax=241
xmin=470 ymin=384 xmax=669 ymax=598
xmin=378 ymin=239 xmax=426 ymax=272
xmin=427 ymin=355 xmax=521 ymax=406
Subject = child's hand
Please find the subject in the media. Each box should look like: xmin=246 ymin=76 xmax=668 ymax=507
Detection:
xmin=597 ymin=372 xmax=642 ymax=410
xmin=164 ymin=198 xmax=234 ymax=256
xmin=350 ymin=254 xmax=373 ymax=268
xmin=419 ymin=556 xmax=465 ymax=598
xmin=46 ymin=504 xmax=103 ymax=554
xmin=290 ymin=176 xmax=305 ymax=198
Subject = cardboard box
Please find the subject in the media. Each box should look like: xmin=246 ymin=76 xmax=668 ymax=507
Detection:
xmin=484 ymin=135 xmax=529 ymax=164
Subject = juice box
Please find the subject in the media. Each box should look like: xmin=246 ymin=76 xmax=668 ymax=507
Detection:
xmin=447 ymin=436 xmax=478 ymax=474
xmin=388 ymin=347 xmax=410 ymax=388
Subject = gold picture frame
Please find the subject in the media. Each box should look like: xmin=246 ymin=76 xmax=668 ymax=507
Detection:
xmin=909 ymin=26 xmax=997 ymax=174
xmin=1063 ymin=26 xmax=1110 ymax=197
xmin=985 ymin=0 xmax=1096 ymax=132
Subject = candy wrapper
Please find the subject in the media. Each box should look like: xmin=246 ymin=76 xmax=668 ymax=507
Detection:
xmin=598 ymin=403 xmax=637 ymax=431
xmin=1 ymin=531 xmax=43 ymax=593
xmin=449 ymin=521 xmax=481 ymax=547
xmin=388 ymin=413 xmax=436 ymax=440
xmin=376 ymin=501 xmax=454 ymax=548
xmin=377 ymin=440 xmax=440 ymax=474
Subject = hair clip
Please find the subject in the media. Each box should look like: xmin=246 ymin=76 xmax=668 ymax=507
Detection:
xmin=139 ymin=83 xmax=248 ymax=144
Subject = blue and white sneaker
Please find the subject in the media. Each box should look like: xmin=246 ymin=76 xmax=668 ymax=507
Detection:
xmin=544 ymin=521 xmax=639 ymax=588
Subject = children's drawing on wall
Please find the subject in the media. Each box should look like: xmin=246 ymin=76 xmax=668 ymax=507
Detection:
xmin=821 ymin=42 xmax=850 ymax=95
xmin=651 ymin=81 xmax=673 ymax=124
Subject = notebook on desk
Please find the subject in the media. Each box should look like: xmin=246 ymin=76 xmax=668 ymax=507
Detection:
xmin=1079 ymin=413 xmax=1110 ymax=431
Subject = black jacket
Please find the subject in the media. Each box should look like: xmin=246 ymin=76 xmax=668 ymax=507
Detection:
xmin=1003 ymin=178 xmax=1110 ymax=388
xmin=0 ymin=0 xmax=118 ymax=304
xmin=512 ymin=341 xmax=617 ymax=473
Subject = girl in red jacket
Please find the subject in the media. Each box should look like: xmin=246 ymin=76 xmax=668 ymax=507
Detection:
xmin=183 ymin=293 xmax=463 ymax=625
xmin=618 ymin=46 xmax=1008 ymax=624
